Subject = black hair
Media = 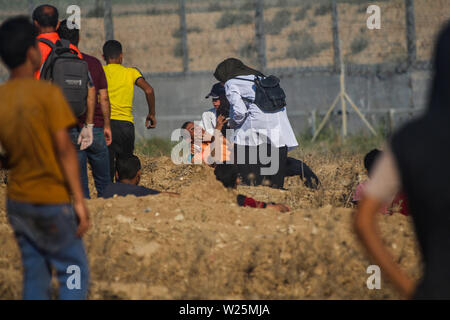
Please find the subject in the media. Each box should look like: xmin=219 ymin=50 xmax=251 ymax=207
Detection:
xmin=0 ymin=16 xmax=38 ymax=69
xmin=32 ymin=4 xmax=59 ymax=28
xmin=216 ymin=94 xmax=230 ymax=118
xmin=103 ymin=40 xmax=122 ymax=61
xmin=214 ymin=164 xmax=239 ymax=188
xmin=116 ymin=155 xmax=141 ymax=181
xmin=57 ymin=19 xmax=79 ymax=46
xmin=181 ymin=121 xmax=193 ymax=129
xmin=364 ymin=149 xmax=382 ymax=175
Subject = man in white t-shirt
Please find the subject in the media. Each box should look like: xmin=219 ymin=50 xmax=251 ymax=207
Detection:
xmin=201 ymin=82 xmax=225 ymax=135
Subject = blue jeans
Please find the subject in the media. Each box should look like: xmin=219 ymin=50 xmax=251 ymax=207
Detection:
xmin=7 ymin=199 xmax=89 ymax=300
xmin=69 ymin=127 xmax=110 ymax=198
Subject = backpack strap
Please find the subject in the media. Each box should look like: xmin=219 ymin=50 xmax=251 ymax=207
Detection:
xmin=233 ymin=76 xmax=257 ymax=82
xmin=38 ymin=38 xmax=57 ymax=50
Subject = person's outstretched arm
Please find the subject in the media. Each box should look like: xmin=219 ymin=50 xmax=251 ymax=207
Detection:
xmin=355 ymin=195 xmax=414 ymax=298
xmin=53 ymin=128 xmax=90 ymax=237
xmin=136 ymin=77 xmax=156 ymax=129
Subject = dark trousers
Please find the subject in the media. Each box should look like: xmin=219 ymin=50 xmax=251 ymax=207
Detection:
xmin=109 ymin=120 xmax=135 ymax=182
xmin=234 ymin=143 xmax=288 ymax=189
xmin=68 ymin=127 xmax=111 ymax=198
xmin=286 ymin=157 xmax=320 ymax=189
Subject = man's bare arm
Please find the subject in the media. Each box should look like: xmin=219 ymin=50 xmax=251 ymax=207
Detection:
xmin=52 ymin=128 xmax=90 ymax=237
xmin=86 ymin=86 xmax=96 ymax=125
xmin=354 ymin=196 xmax=414 ymax=298
xmin=136 ymin=77 xmax=156 ymax=129
xmin=99 ymin=88 xmax=112 ymax=146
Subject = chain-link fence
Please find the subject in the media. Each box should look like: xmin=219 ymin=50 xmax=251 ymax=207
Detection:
xmin=0 ymin=0 xmax=448 ymax=138
xmin=1 ymin=0 xmax=449 ymax=77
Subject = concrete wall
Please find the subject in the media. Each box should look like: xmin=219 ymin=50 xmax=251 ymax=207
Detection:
xmin=130 ymin=69 xmax=432 ymax=140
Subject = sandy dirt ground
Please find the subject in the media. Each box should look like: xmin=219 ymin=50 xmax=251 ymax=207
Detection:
xmin=0 ymin=152 xmax=421 ymax=299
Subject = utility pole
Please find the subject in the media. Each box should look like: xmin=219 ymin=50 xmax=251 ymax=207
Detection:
xmin=104 ymin=0 xmax=114 ymax=41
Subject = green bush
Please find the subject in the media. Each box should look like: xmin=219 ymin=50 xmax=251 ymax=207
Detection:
xmin=350 ymin=36 xmax=369 ymax=55
xmin=308 ymin=19 xmax=317 ymax=28
xmin=208 ymin=2 xmax=222 ymax=12
xmin=314 ymin=4 xmax=332 ymax=16
xmin=265 ymin=9 xmax=292 ymax=35
xmin=239 ymin=42 xmax=258 ymax=65
xmin=240 ymin=0 xmax=255 ymax=11
xmin=135 ymin=138 xmax=176 ymax=157
xmin=216 ymin=12 xmax=253 ymax=29
xmin=86 ymin=6 xmax=104 ymax=18
xmin=295 ymin=5 xmax=310 ymax=21
xmin=286 ymin=31 xmax=330 ymax=60
xmin=172 ymin=26 xmax=202 ymax=38
xmin=173 ymin=41 xmax=184 ymax=58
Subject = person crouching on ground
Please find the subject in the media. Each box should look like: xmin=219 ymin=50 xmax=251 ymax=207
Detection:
xmin=214 ymin=58 xmax=298 ymax=189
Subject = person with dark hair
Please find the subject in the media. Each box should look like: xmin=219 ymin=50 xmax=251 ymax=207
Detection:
xmin=33 ymin=5 xmax=96 ymax=157
xmin=214 ymin=58 xmax=298 ymax=189
xmin=102 ymin=155 xmax=162 ymax=198
xmin=58 ymin=20 xmax=112 ymax=198
xmin=353 ymin=149 xmax=408 ymax=216
xmin=201 ymin=82 xmax=228 ymax=135
xmin=355 ymin=22 xmax=450 ymax=300
xmin=214 ymin=164 xmax=290 ymax=212
xmin=102 ymin=40 xmax=157 ymax=182
xmin=0 ymin=16 xmax=90 ymax=299
xmin=364 ymin=149 xmax=382 ymax=177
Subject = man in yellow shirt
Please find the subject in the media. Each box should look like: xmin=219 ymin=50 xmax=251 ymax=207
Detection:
xmin=102 ymin=40 xmax=156 ymax=181
xmin=0 ymin=16 xmax=89 ymax=299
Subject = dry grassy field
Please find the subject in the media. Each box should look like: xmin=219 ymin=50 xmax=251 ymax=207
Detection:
xmin=0 ymin=145 xmax=422 ymax=299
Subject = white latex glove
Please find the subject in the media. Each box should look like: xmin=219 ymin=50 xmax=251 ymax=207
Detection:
xmin=77 ymin=124 xmax=94 ymax=151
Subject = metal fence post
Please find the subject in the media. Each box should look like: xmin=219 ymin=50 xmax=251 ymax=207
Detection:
xmin=179 ymin=0 xmax=189 ymax=73
xmin=405 ymin=0 xmax=417 ymax=66
xmin=388 ymin=109 xmax=396 ymax=134
xmin=311 ymin=109 xmax=317 ymax=138
xmin=104 ymin=0 xmax=114 ymax=41
xmin=255 ymin=0 xmax=267 ymax=71
xmin=27 ymin=0 xmax=34 ymax=15
xmin=331 ymin=0 xmax=341 ymax=72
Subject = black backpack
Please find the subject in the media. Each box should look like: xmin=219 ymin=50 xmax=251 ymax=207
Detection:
xmin=39 ymin=38 xmax=89 ymax=117
xmin=235 ymin=75 xmax=287 ymax=112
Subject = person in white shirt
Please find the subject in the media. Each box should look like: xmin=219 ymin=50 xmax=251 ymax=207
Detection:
xmin=213 ymin=58 xmax=298 ymax=189
xmin=201 ymin=82 xmax=225 ymax=135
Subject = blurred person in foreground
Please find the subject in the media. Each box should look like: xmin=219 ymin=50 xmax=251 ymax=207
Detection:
xmin=0 ymin=17 xmax=90 ymax=299
xmin=102 ymin=40 xmax=156 ymax=182
xmin=58 ymin=20 xmax=112 ymax=198
xmin=355 ymin=22 xmax=450 ymax=299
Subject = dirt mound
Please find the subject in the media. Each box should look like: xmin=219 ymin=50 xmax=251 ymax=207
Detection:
xmin=0 ymin=154 xmax=421 ymax=299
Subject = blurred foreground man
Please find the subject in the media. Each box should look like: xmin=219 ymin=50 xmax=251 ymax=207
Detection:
xmin=0 ymin=17 xmax=90 ymax=299
xmin=355 ymin=22 xmax=450 ymax=299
